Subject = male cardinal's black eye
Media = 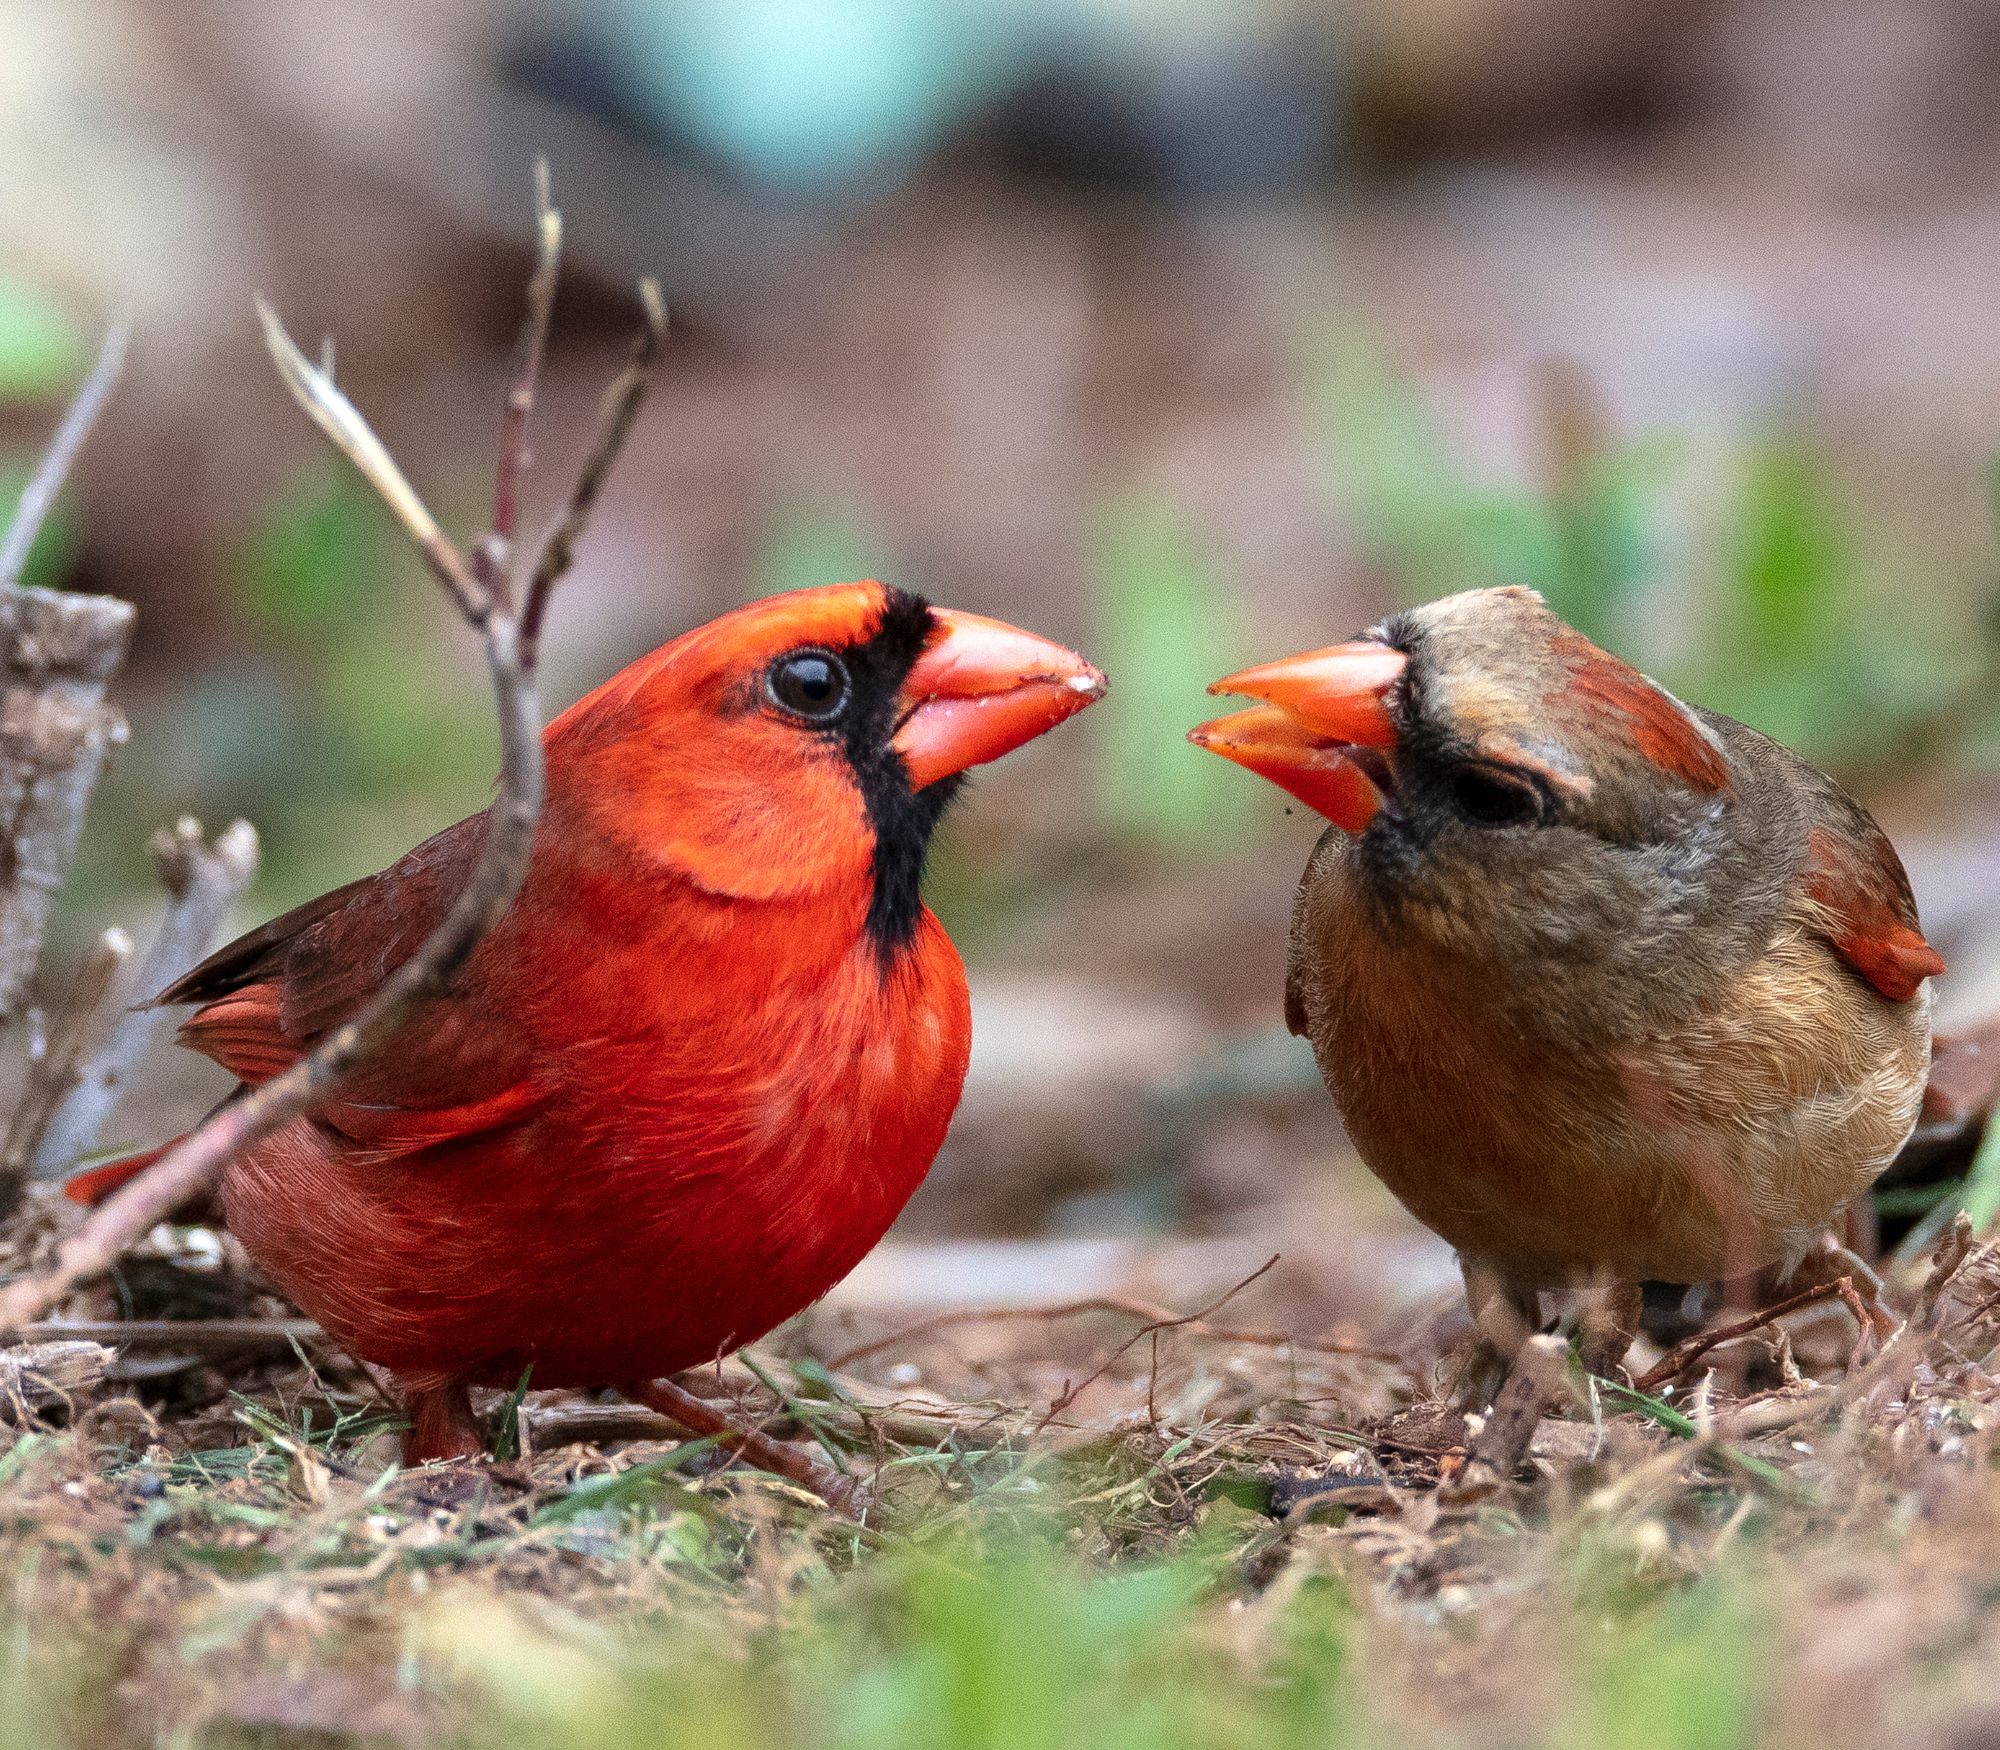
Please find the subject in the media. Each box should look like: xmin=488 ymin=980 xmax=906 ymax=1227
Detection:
xmin=1448 ymin=766 xmax=1542 ymax=827
xmin=767 ymin=651 xmax=850 ymax=721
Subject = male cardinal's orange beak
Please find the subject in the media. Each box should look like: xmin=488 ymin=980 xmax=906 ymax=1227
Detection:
xmin=894 ymin=609 xmax=1106 ymax=789
xmin=1188 ymin=640 xmax=1407 ymax=831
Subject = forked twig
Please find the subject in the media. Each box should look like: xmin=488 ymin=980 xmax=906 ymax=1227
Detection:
xmin=1034 ymin=1256 xmax=1282 ymax=1432
xmin=824 ymin=1288 xmax=1403 ymax=1373
xmin=520 ymin=278 xmax=667 ymax=666
xmin=1633 ymin=1279 xmax=1852 ymax=1391
xmin=476 ymin=158 xmax=563 ymax=602
xmin=0 ymin=181 xmax=663 ymax=1341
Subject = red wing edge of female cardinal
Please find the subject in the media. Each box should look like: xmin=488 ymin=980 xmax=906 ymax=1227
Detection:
xmin=71 ymin=582 xmax=1105 ymax=1461
xmin=1189 ymin=585 xmax=1941 ymax=1387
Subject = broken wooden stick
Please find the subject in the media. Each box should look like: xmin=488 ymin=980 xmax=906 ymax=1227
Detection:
xmin=0 ymin=320 xmax=135 ymax=1022
xmin=27 ymin=817 xmax=259 ymax=1183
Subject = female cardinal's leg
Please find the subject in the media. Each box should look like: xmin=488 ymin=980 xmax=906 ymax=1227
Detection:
xmin=1448 ymin=1258 xmax=1542 ymax=1408
xmin=402 ymin=1381 xmax=484 ymax=1464
xmin=1575 ymin=1277 xmax=1645 ymax=1379
xmin=625 ymin=1376 xmax=868 ymax=1521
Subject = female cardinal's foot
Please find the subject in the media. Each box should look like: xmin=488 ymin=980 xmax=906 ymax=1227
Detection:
xmin=1446 ymin=1259 xmax=1541 ymax=1408
xmin=625 ymin=1376 xmax=869 ymax=1521
xmin=1574 ymin=1278 xmax=1646 ymax=1380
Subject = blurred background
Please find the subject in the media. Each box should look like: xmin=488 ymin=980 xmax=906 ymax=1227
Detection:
xmin=6 ymin=0 xmax=2000 ymax=1346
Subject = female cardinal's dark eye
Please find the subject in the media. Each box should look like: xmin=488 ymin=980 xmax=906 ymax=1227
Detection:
xmin=1448 ymin=766 xmax=1542 ymax=827
xmin=767 ymin=651 xmax=849 ymax=721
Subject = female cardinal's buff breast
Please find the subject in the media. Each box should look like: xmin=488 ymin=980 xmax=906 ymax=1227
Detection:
xmin=85 ymin=583 xmax=1102 ymax=1454
xmin=1192 ymin=586 xmax=1939 ymax=1364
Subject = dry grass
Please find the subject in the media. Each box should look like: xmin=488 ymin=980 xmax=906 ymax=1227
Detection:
xmin=5 ymin=1194 xmax=2000 ymax=1747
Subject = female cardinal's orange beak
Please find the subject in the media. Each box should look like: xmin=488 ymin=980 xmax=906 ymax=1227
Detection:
xmin=1188 ymin=640 xmax=1407 ymax=831
xmin=893 ymin=609 xmax=1106 ymax=790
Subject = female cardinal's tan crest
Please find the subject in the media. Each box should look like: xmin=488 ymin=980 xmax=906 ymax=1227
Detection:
xmin=1192 ymin=585 xmax=1940 ymax=1380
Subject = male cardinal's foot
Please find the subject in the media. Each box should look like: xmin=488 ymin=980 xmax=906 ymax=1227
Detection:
xmin=402 ymin=1381 xmax=485 ymax=1464
xmin=625 ymin=1376 xmax=869 ymax=1521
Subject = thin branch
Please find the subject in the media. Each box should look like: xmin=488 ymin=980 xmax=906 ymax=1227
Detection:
xmin=476 ymin=159 xmax=564 ymax=605
xmin=626 ymin=1374 xmax=867 ymax=1521
xmin=29 ymin=818 xmax=259 ymax=1181
xmin=20 ymin=1317 xmax=322 ymax=1356
xmin=1033 ymin=1256 xmax=1283 ymax=1433
xmin=0 ymin=344 xmax=554 ymax=1341
xmin=254 ymin=300 xmax=490 ymax=624
xmin=1633 ymin=1279 xmax=1852 ymax=1392
xmin=519 ymin=278 xmax=667 ymax=665
xmin=0 ymin=183 xmax=662 ymax=1343
xmin=823 ymin=1290 xmax=1404 ymax=1373
xmin=0 ymin=316 xmax=131 ymax=589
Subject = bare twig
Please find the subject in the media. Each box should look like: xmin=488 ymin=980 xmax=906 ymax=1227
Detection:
xmin=475 ymin=159 xmax=563 ymax=603
xmin=519 ymin=277 xmax=666 ymax=664
xmin=0 ymin=210 xmax=662 ymax=1341
xmin=626 ymin=1375 xmax=868 ymax=1521
xmin=0 ymin=317 xmax=131 ymax=590
xmin=823 ymin=1288 xmax=1402 ymax=1374
xmin=1633 ymin=1279 xmax=1852 ymax=1391
xmin=1034 ymin=1256 xmax=1282 ymax=1432
xmin=0 ymin=929 xmax=132 ymax=1205
xmin=254 ymin=301 xmax=489 ymax=625
xmin=19 ymin=1317 xmax=322 ymax=1356
xmin=28 ymin=818 xmax=259 ymax=1181
xmin=1647 ymin=1217 xmax=1984 ymax=1453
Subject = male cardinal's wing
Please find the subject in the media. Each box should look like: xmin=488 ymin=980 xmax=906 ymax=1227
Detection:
xmin=1798 ymin=798 xmax=1945 ymax=1004
xmin=165 ymin=813 xmax=548 ymax=1153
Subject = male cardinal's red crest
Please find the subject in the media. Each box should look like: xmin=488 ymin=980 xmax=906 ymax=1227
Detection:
xmin=1192 ymin=585 xmax=1939 ymax=1381
xmin=76 ymin=582 xmax=1104 ymax=1460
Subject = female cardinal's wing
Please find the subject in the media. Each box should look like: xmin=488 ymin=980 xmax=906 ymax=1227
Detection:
xmin=162 ymin=813 xmax=549 ymax=1154
xmin=1798 ymin=796 xmax=1945 ymax=1004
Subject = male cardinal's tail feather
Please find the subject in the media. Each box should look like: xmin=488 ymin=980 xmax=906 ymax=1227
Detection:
xmin=63 ymin=1141 xmax=177 ymax=1205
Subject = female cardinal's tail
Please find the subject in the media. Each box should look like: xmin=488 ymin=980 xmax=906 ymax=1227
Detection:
xmin=63 ymin=1142 xmax=176 ymax=1205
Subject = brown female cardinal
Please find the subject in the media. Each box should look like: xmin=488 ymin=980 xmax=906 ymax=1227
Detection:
xmin=1189 ymin=586 xmax=1941 ymax=1381
xmin=73 ymin=582 xmax=1104 ymax=1463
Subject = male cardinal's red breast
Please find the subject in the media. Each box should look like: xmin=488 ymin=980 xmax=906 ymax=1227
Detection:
xmin=1189 ymin=586 xmax=1940 ymax=1380
xmin=74 ymin=583 xmax=1104 ymax=1459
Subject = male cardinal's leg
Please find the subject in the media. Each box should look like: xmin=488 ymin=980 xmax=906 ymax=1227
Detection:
xmin=1575 ymin=1277 xmax=1645 ymax=1379
xmin=625 ymin=1376 xmax=868 ymax=1521
xmin=1448 ymin=1258 xmax=1541 ymax=1408
xmin=402 ymin=1381 xmax=485 ymax=1464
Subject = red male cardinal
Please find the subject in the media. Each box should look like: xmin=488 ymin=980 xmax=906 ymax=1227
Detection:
xmin=1190 ymin=586 xmax=1940 ymax=1381
xmin=74 ymin=582 xmax=1103 ymax=1461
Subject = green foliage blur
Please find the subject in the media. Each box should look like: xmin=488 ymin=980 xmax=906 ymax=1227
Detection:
xmin=395 ymin=1525 xmax=1753 ymax=1750
xmin=1311 ymin=347 xmax=1996 ymax=774
xmin=1092 ymin=493 xmax=1254 ymax=848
